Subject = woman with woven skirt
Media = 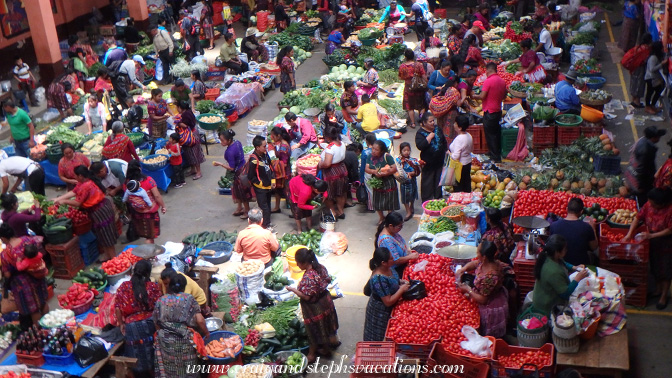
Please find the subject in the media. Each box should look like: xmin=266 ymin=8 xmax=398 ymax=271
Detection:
xmin=147 ymin=88 xmax=172 ymax=138
xmin=398 ymin=48 xmax=427 ymax=129
xmin=53 ymin=166 xmax=119 ymax=261
xmin=103 ymin=121 xmax=140 ymax=162
xmin=176 ymin=101 xmax=205 ymax=180
xmin=365 ymin=140 xmax=400 ymax=225
xmin=286 ymin=248 xmax=339 ymax=363
xmin=153 ymin=274 xmax=210 ymax=378
xmin=215 ymin=129 xmax=252 ymax=219
xmin=270 ymin=126 xmax=292 ymax=214
xmin=126 ymin=160 xmax=167 ymax=244
xmin=318 ymin=127 xmax=348 ymax=220
xmin=115 ymin=260 xmax=163 ymax=376
xmin=363 ymin=247 xmax=409 ymax=341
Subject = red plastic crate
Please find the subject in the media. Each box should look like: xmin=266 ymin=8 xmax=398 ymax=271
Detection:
xmin=205 ymin=88 xmax=221 ymax=101
xmin=490 ymin=340 xmax=555 ymax=378
xmin=557 ymin=126 xmax=581 ymax=145
xmin=385 ymin=319 xmax=440 ymax=365
xmin=468 ymin=125 xmax=487 ymax=154
xmin=532 ymin=125 xmax=557 ymax=146
xmin=599 ymin=224 xmax=649 ymax=262
xmin=532 ymin=143 xmax=554 ymax=156
xmin=424 ymin=343 xmax=489 ymax=378
xmin=581 ymin=124 xmax=602 ymax=138
xmin=622 ymin=282 xmax=647 ymax=307
xmin=599 ymin=260 xmax=648 ymax=287
xmin=353 ymin=342 xmax=396 ymax=378
xmin=446 ymin=336 xmax=496 ymax=365
xmin=46 ymin=236 xmax=84 ymax=278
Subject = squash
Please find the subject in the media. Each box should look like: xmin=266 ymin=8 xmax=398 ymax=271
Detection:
xmin=599 ymin=134 xmax=610 ymax=141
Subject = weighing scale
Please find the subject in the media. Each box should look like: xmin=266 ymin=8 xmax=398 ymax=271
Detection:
xmin=512 ymin=216 xmax=550 ymax=259
xmin=131 ymin=244 xmax=166 ymax=259
xmin=386 ymin=24 xmax=405 ymax=44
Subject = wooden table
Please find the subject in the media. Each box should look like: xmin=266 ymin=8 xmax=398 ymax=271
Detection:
xmin=556 ymin=328 xmax=629 ymax=378
xmin=81 ymin=342 xmax=129 ymax=378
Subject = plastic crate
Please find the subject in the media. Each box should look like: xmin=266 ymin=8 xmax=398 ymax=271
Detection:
xmin=80 ymin=239 xmax=100 ymax=266
xmin=17 ymin=352 xmax=44 ymax=367
xmin=468 ymin=125 xmax=487 ymax=154
xmin=532 ymin=143 xmax=554 ymax=156
xmin=622 ymin=282 xmax=647 ymax=307
xmin=490 ymin=341 xmax=555 ymax=378
xmin=353 ymin=342 xmax=396 ymax=378
xmin=447 ymin=336 xmax=495 ymax=365
xmin=385 ymin=319 xmax=440 ymax=365
xmin=598 ymin=224 xmax=649 ymax=262
xmin=43 ymin=351 xmax=74 ymax=366
xmin=581 ymin=124 xmax=602 ymax=138
xmin=72 ymin=219 xmax=92 ymax=236
xmin=205 ymin=88 xmax=221 ymax=101
xmin=425 ymin=343 xmax=489 ymax=378
xmin=532 ymin=125 xmax=556 ymax=146
xmin=46 ymin=236 xmax=84 ymax=279
xmin=501 ymin=127 xmax=519 ymax=157
xmin=593 ymin=155 xmax=621 ymax=175
xmin=557 ymin=126 xmax=581 ymax=145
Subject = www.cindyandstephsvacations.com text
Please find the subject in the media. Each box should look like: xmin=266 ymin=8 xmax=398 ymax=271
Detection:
xmin=187 ymin=356 xmax=466 ymax=376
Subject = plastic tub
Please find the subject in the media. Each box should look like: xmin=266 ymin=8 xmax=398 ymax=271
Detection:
xmin=200 ymin=241 xmax=233 ymax=264
xmin=422 ymin=200 xmax=446 ymax=217
xmin=585 ymin=76 xmax=606 ymax=89
xmin=204 ymin=331 xmax=244 ymax=364
xmin=43 ymin=351 xmax=74 ymax=366
xmin=107 ymin=266 xmax=131 ymax=286
xmin=581 ymin=105 xmax=604 ymax=123
xmin=555 ymin=114 xmax=583 ymax=127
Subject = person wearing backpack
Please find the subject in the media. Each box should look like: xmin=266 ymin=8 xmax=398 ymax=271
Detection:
xmin=179 ymin=9 xmax=203 ymax=60
xmin=248 ymin=135 xmax=276 ymax=229
xmin=623 ymin=33 xmax=653 ymax=109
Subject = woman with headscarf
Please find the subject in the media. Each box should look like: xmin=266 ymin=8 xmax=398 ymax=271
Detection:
xmin=115 ymin=260 xmax=163 ymax=376
xmin=103 ymin=121 xmax=141 ymax=162
xmin=278 ymin=46 xmax=296 ymax=94
xmin=175 ymin=101 xmax=205 ymax=180
xmin=356 ymin=59 xmax=379 ymax=99
xmin=53 ymin=166 xmax=119 ymax=261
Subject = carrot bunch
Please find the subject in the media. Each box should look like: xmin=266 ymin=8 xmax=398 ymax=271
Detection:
xmin=206 ymin=336 xmax=243 ymax=359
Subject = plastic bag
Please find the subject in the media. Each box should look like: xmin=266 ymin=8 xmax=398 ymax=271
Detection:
xmin=319 ymin=231 xmax=348 ymax=256
xmin=412 ymin=260 xmax=429 ymax=273
xmin=43 ymin=108 xmax=60 ymax=122
xmin=73 ymin=335 xmax=108 ymax=367
xmin=570 ymin=44 xmax=594 ymax=65
xmin=155 ymin=58 xmax=163 ymax=82
xmin=402 ymin=280 xmax=427 ymax=300
xmin=459 ymin=325 xmax=493 ymax=358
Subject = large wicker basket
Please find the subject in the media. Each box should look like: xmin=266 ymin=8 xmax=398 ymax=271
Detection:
xmin=580 ymin=95 xmax=612 ymax=107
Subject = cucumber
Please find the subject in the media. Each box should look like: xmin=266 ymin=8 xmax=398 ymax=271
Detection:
xmin=72 ymin=276 xmax=86 ymax=284
xmin=81 ymin=271 xmax=99 ymax=280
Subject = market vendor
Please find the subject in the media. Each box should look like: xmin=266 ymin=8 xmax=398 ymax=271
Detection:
xmin=625 ymin=126 xmax=666 ymax=206
xmin=365 ymin=141 xmax=400 ymax=224
xmin=53 ymin=166 xmax=119 ymax=261
xmin=355 ymin=94 xmax=382 ymax=135
xmin=170 ymin=79 xmax=191 ymax=103
xmin=502 ymin=38 xmax=546 ymax=83
xmin=46 ymin=72 xmax=74 ymax=119
xmin=363 ymin=247 xmax=410 ymax=341
xmin=319 ymin=127 xmax=348 ymax=220
xmin=83 ymin=94 xmax=107 ymax=134
xmin=0 ymin=193 xmax=41 ymax=237
xmin=148 ymin=88 xmax=172 ymax=139
xmin=415 ymin=111 xmax=446 ymax=201
xmin=219 ymin=32 xmax=249 ymax=75
xmin=115 ymin=260 xmax=163 ymax=376
xmin=286 ymin=112 xmax=318 ymax=159
xmin=428 ymin=60 xmax=454 ymax=95
xmin=58 ymin=143 xmax=91 ymax=191
xmin=375 ymin=212 xmax=418 ymax=276
xmin=103 ymin=121 xmax=141 ymax=162
xmin=215 ymin=129 xmax=252 ymax=218
xmin=456 ymin=241 xmax=512 ymax=338
xmin=160 ymin=262 xmax=211 ymax=316
xmin=326 ymin=25 xmax=346 ymax=55
xmin=153 ymin=274 xmax=210 ymax=378
xmin=289 ymin=174 xmax=328 ymax=232
xmin=91 ymin=160 xmax=128 ymax=196
xmin=483 ymin=208 xmax=516 ymax=265
xmin=533 ymin=21 xmax=556 ymax=55
xmin=456 ymin=69 xmax=478 ymax=110
xmin=235 ymin=208 xmax=280 ymax=268
xmin=378 ymin=0 xmax=406 ymax=26
xmin=319 ymin=104 xmax=346 ymax=136
xmin=285 ymin=248 xmax=340 ymax=364
xmin=340 ymin=80 xmax=359 ymax=124
xmin=554 ymin=70 xmax=581 ymax=115
xmin=473 ymin=4 xmax=492 ymax=30
xmin=464 ymin=20 xmax=486 ymax=47
xmin=0 ymin=156 xmax=44 ymax=196
xmin=549 ymin=198 xmax=598 ymax=266
xmin=531 ymin=234 xmax=589 ymax=316
xmin=356 ymin=58 xmax=379 ymax=99
xmin=623 ymin=188 xmax=672 ymax=310
xmin=241 ymin=28 xmax=268 ymax=63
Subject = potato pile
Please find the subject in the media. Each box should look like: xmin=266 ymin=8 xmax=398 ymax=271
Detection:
xmin=143 ymin=155 xmax=167 ymax=164
xmin=611 ymin=209 xmax=636 ymax=225
xmin=156 ymin=148 xmax=169 ymax=155
xmin=297 ymin=155 xmax=321 ymax=168
xmin=236 ymin=260 xmax=264 ymax=276
xmin=248 ymin=120 xmax=268 ymax=127
xmin=200 ymin=115 xmax=222 ymax=123
xmin=237 ymin=364 xmax=272 ymax=378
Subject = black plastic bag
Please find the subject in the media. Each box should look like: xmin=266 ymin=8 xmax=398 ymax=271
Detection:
xmin=460 ymin=273 xmax=476 ymax=287
xmin=356 ymin=182 xmax=368 ymax=204
xmin=402 ymin=280 xmax=427 ymax=300
xmin=73 ymin=335 xmax=108 ymax=367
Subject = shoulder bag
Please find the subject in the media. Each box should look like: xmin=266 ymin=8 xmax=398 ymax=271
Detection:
xmin=409 ymin=63 xmax=428 ymax=91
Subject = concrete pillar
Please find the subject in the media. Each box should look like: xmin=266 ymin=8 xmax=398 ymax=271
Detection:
xmin=127 ymin=0 xmax=150 ymax=31
xmin=24 ymin=0 xmax=63 ymax=86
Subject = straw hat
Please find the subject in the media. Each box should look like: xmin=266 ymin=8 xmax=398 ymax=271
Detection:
xmin=246 ymin=27 xmax=259 ymax=37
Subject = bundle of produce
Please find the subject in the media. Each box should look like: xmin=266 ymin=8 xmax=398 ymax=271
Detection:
xmin=0 ymin=323 xmax=20 ymax=354
xmin=211 ymin=279 xmax=241 ymax=322
xmin=269 ymin=32 xmax=313 ymax=51
xmin=424 ymin=199 xmax=447 ymax=211
xmin=511 ymin=190 xmax=636 ymax=233
xmin=218 ymin=173 xmax=234 ymax=189
xmin=205 ymin=334 xmax=243 ymax=359
xmin=43 ymin=215 xmax=72 ymax=234
xmin=608 ymin=209 xmax=636 ymax=226
xmin=195 ymin=100 xmax=216 ymax=114
xmin=322 ymin=48 xmax=347 ymax=67
xmin=358 ymin=27 xmax=383 ymax=41
xmin=491 ymin=14 xmax=511 ymax=28
xmin=326 ymin=65 xmax=365 ymax=82
xmin=57 ymin=282 xmax=96 ymax=309
xmin=497 ymin=350 xmax=553 ymax=369
xmin=573 ymin=58 xmax=601 ymax=74
xmin=286 ymin=22 xmax=318 ymax=36
xmin=377 ymin=98 xmax=406 ymax=118
xmin=421 ymin=216 xmax=458 ymax=234
xmin=292 ymin=46 xmax=313 ymax=63
xmin=483 ymin=39 xmax=522 ymax=61
xmin=503 ymin=21 xmax=532 ymax=42
xmin=101 ymin=250 xmax=142 ymax=275
xmin=278 ymin=229 xmax=322 ymax=252
xmin=72 ymin=267 xmax=107 ymax=289
xmin=236 ymin=260 xmax=264 ymax=276
xmin=580 ymin=89 xmax=612 ymax=105
xmin=46 ymin=125 xmax=85 ymax=146
xmin=40 ymin=309 xmax=75 ymax=329
xmin=275 ymin=351 xmax=306 ymax=377
xmin=387 ymin=254 xmax=481 ymax=356
xmin=355 ymin=44 xmax=406 ymax=70
xmin=182 ymin=230 xmax=237 ymax=247
xmin=566 ymin=32 xmax=596 ymax=48
xmin=264 ymin=258 xmax=294 ymax=291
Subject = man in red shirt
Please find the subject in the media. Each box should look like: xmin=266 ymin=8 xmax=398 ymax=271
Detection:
xmin=474 ymin=62 xmax=507 ymax=162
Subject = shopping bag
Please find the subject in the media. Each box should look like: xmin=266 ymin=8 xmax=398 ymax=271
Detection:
xmin=439 ymin=156 xmax=463 ymax=186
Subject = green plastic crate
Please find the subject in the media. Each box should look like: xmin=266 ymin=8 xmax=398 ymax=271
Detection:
xmin=501 ymin=127 xmax=519 ymax=157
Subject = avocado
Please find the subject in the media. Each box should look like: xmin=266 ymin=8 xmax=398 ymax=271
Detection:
xmin=273 ymin=283 xmax=284 ymax=291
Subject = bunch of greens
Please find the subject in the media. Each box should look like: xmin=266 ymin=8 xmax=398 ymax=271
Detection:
xmin=378 ymin=98 xmax=405 ymax=118
xmin=89 ymin=62 xmax=105 ymax=77
xmin=195 ymin=100 xmax=215 ymax=114
xmin=304 ymin=79 xmax=320 ymax=88
xmin=359 ymin=27 xmax=383 ymax=40
xmin=47 ymin=125 xmax=85 ymax=147
xmin=483 ymin=39 xmax=522 ymax=61
xmin=269 ymin=32 xmax=312 ymax=51
xmin=305 ymin=9 xmax=319 ymax=18
xmin=369 ymin=176 xmax=384 ymax=189
xmin=322 ymin=49 xmax=346 ymax=67
xmin=505 ymin=63 xmax=521 ymax=74
xmin=305 ymin=88 xmax=339 ymax=109
xmin=378 ymin=69 xmax=400 ymax=85
xmin=135 ymin=44 xmax=154 ymax=57
xmin=567 ymin=32 xmax=596 ymax=47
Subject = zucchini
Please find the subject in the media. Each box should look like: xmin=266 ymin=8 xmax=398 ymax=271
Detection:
xmin=259 ymin=338 xmax=282 ymax=347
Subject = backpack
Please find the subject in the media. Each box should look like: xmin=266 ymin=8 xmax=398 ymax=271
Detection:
xmin=239 ymin=155 xmax=261 ymax=189
xmin=621 ymin=45 xmax=650 ymax=73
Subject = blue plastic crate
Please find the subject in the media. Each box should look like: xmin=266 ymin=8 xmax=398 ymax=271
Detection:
xmin=81 ymin=240 xmax=99 ymax=266
xmin=78 ymin=230 xmax=97 ymax=245
xmin=2 ymin=145 xmax=15 ymax=157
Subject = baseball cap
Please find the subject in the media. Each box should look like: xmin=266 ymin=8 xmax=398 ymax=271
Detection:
xmin=473 ymin=20 xmax=486 ymax=31
xmin=132 ymin=55 xmax=145 ymax=66
xmin=644 ymin=126 xmax=667 ymax=139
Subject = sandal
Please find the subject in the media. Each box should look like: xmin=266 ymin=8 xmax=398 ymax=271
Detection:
xmin=410 ymin=124 xmax=417 ymax=129
xmin=192 ymin=175 xmax=202 ymax=180
xmin=232 ymin=211 xmax=244 ymax=216
xmin=271 ymin=209 xmax=281 ymax=214
xmin=404 ymin=213 xmax=414 ymax=222
xmin=240 ymin=214 xmax=249 ymax=219
xmin=656 ymin=297 xmax=669 ymax=310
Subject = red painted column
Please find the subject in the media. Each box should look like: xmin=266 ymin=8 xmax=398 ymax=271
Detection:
xmin=127 ymin=0 xmax=150 ymax=31
xmin=24 ymin=0 xmax=63 ymax=86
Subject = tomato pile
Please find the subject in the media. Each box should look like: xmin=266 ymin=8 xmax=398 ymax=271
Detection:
xmin=475 ymin=65 xmax=518 ymax=88
xmin=503 ymin=22 xmax=533 ymax=43
xmin=602 ymin=229 xmax=633 ymax=243
xmin=386 ymin=255 xmax=481 ymax=357
xmin=512 ymin=190 xmax=637 ymax=233
xmin=101 ymin=250 xmax=142 ymax=275
xmin=497 ymin=350 xmax=552 ymax=369
xmin=58 ymin=282 xmax=96 ymax=309
xmin=61 ymin=207 xmax=88 ymax=225
xmin=0 ymin=373 xmax=31 ymax=378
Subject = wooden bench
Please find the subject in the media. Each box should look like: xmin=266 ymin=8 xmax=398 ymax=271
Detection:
xmin=81 ymin=342 xmax=133 ymax=378
xmin=193 ymin=265 xmax=220 ymax=307
xmin=556 ymin=328 xmax=629 ymax=378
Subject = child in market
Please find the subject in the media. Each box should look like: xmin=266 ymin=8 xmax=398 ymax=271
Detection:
xmin=17 ymin=244 xmax=48 ymax=279
xmin=396 ymin=142 xmax=421 ymax=222
xmin=167 ymin=133 xmax=186 ymax=188
xmin=123 ymin=180 xmax=153 ymax=207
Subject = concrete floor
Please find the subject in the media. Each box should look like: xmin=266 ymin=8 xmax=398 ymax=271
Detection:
xmin=35 ymin=8 xmax=672 ymax=378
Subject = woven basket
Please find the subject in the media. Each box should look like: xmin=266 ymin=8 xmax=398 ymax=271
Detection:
xmin=552 ymin=332 xmax=580 ymax=354
xmin=508 ymin=88 xmax=529 ymax=98
xmin=580 ymin=95 xmax=612 ymax=107
xmin=517 ymin=310 xmax=549 ymax=348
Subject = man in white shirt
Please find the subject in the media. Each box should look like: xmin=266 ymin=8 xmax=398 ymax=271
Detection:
xmin=12 ymin=57 xmax=38 ymax=107
xmin=533 ymin=21 xmax=554 ymax=54
xmin=91 ymin=159 xmax=128 ymax=196
xmin=0 ymin=156 xmax=45 ymax=195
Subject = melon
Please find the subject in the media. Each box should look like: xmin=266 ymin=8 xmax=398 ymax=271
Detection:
xmin=347 ymin=65 xmax=356 ymax=73
xmin=289 ymin=106 xmax=301 ymax=114
xmin=339 ymin=64 xmax=347 ymax=71
xmin=280 ymin=108 xmax=289 ymax=114
xmin=306 ymin=52 xmax=312 ymax=58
